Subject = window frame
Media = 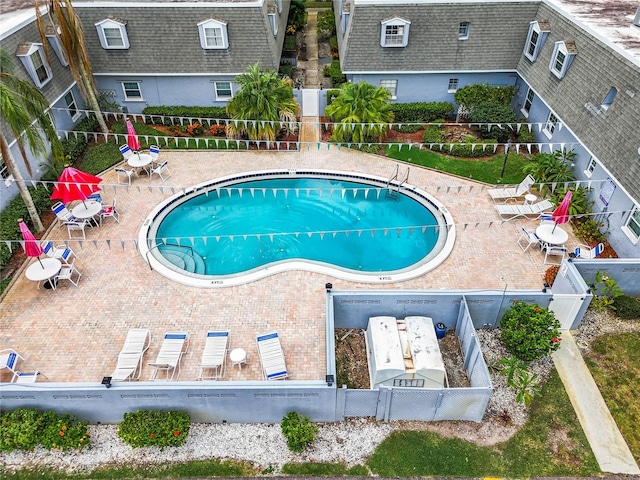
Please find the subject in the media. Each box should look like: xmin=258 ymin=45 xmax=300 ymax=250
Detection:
xmin=622 ymin=206 xmax=640 ymax=245
xmin=521 ymin=87 xmax=534 ymax=117
xmin=523 ymin=21 xmax=549 ymax=62
xmin=584 ymin=157 xmax=597 ymax=178
xmin=447 ymin=78 xmax=459 ymax=93
xmin=214 ymin=81 xmax=233 ymax=100
xmin=458 ymin=22 xmax=470 ymax=40
xmin=380 ymin=17 xmax=410 ymax=48
xmin=46 ymin=31 xmax=69 ymax=67
xmin=380 ymin=79 xmax=397 ymax=99
xmin=64 ymin=91 xmax=81 ymax=121
xmin=543 ymin=111 xmax=558 ymax=138
xmin=121 ymin=81 xmax=143 ymax=101
xmin=16 ymin=43 xmax=52 ymax=88
xmin=198 ymin=19 xmax=229 ymax=50
xmin=549 ymin=41 xmax=575 ymax=79
xmin=95 ymin=19 xmax=130 ymax=50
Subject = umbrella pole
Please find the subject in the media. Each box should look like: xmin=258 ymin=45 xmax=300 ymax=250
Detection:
xmin=552 ymin=222 xmax=558 ymax=233
xmin=38 ymin=256 xmax=44 ymax=268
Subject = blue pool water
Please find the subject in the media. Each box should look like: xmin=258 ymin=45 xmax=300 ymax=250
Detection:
xmin=154 ymin=177 xmax=441 ymax=276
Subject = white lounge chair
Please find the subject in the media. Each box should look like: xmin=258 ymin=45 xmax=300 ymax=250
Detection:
xmin=256 ymin=331 xmax=288 ymax=380
xmin=573 ymin=243 xmax=605 ymax=259
xmin=148 ymin=332 xmax=189 ymax=380
xmin=12 ymin=371 xmax=46 ymax=383
xmin=110 ymin=328 xmax=151 ymax=381
xmin=197 ymin=331 xmax=229 ymax=380
xmin=1 ymin=348 xmax=24 ymax=378
xmin=487 ymin=174 xmax=536 ymax=203
xmin=495 ymin=199 xmax=554 ymax=220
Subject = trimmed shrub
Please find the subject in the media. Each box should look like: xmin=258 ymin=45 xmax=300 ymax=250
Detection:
xmin=612 ymin=295 xmax=640 ymax=319
xmin=62 ymin=136 xmax=88 ymax=163
xmin=517 ymin=125 xmax=536 ymax=143
xmin=390 ymin=102 xmax=455 ymax=123
xmin=283 ymin=34 xmax=297 ymax=52
xmin=328 ymin=60 xmax=346 ymax=86
xmin=392 ymin=123 xmax=423 ymax=133
xmin=500 ymin=300 xmax=562 ymax=361
xmin=326 ymin=89 xmax=341 ymax=106
xmin=279 ymin=62 xmax=293 ymax=78
xmin=0 ymin=408 xmax=90 ymax=452
xmin=422 ymin=124 xmax=444 ymax=143
xmin=80 ymin=142 xmax=122 ymax=175
xmin=469 ymin=102 xmax=517 ymax=142
xmin=118 ymin=410 xmax=190 ymax=448
xmin=281 ymin=411 xmax=318 ymax=452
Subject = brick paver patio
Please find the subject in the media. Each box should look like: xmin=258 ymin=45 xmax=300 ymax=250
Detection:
xmin=0 ymin=146 xmax=578 ymax=384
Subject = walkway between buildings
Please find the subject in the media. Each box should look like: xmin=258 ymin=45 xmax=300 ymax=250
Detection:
xmin=553 ymin=331 xmax=640 ymax=474
xmin=299 ymin=9 xmax=320 ymax=144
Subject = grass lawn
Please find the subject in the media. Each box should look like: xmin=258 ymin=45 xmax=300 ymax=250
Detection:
xmin=386 ymin=145 xmax=530 ymax=185
xmin=584 ymin=332 xmax=640 ymax=463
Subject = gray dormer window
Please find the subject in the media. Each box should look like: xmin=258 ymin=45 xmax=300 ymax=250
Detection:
xmin=380 ymin=17 xmax=410 ymax=48
xmin=16 ymin=43 xmax=52 ymax=88
xmin=198 ymin=19 xmax=229 ymax=49
xmin=46 ymin=27 xmax=69 ymax=66
xmin=549 ymin=41 xmax=577 ymax=79
xmin=524 ymin=20 xmax=550 ymax=62
xmin=95 ymin=19 xmax=130 ymax=49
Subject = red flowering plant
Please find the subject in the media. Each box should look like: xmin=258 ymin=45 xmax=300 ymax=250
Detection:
xmin=544 ymin=265 xmax=560 ymax=287
xmin=118 ymin=410 xmax=190 ymax=448
xmin=500 ymin=300 xmax=562 ymax=361
xmin=186 ymin=122 xmax=204 ymax=136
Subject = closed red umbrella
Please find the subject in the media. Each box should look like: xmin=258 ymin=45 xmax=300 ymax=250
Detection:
xmin=551 ymin=190 xmax=573 ymax=233
xmin=18 ymin=219 xmax=44 ymax=268
xmin=126 ymin=119 xmax=141 ymax=151
xmin=50 ymin=166 xmax=103 ymax=207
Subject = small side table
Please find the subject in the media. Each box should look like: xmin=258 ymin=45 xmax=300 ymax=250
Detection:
xmin=230 ymin=348 xmax=247 ymax=370
xmin=524 ymin=193 xmax=537 ymax=205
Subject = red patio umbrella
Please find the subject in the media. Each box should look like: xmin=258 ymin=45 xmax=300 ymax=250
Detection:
xmin=50 ymin=166 xmax=103 ymax=207
xmin=126 ymin=119 xmax=141 ymax=152
xmin=551 ymin=190 xmax=573 ymax=233
xmin=18 ymin=219 xmax=44 ymax=268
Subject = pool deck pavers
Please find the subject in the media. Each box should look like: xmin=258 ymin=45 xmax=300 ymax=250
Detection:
xmin=1 ymin=146 xmax=576 ymax=384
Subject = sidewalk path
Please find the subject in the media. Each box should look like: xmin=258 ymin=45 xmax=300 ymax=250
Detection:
xmin=552 ymin=331 xmax=640 ymax=474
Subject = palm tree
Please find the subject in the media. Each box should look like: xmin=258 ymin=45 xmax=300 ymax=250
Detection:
xmin=226 ymin=63 xmax=298 ymax=142
xmin=0 ymin=50 xmax=63 ymax=232
xmin=325 ymin=81 xmax=393 ymax=143
xmin=36 ymin=0 xmax=109 ymax=135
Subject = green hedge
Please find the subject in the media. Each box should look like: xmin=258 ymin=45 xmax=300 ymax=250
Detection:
xmin=118 ymin=410 xmax=190 ymax=448
xmin=141 ymin=106 xmax=229 ymax=126
xmin=390 ymin=102 xmax=455 ymax=123
xmin=328 ymin=60 xmax=346 ymax=87
xmin=427 ymin=138 xmax=497 ymax=158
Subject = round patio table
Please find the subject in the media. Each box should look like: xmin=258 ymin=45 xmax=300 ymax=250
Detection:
xmin=536 ymin=224 xmax=569 ymax=246
xmin=72 ymin=200 xmax=102 ymax=226
xmin=128 ymin=153 xmax=153 ymax=174
xmin=25 ymin=258 xmax=62 ymax=290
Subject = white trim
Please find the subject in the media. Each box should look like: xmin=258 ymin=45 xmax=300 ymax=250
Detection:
xmin=95 ymin=18 xmax=130 ymax=49
xmin=197 ymin=19 xmax=229 ymax=49
xmin=213 ymin=81 xmax=233 ymax=100
xmin=549 ymin=41 xmax=572 ymax=79
xmin=380 ymin=17 xmax=411 ymax=48
xmin=16 ymin=43 xmax=52 ymax=88
xmin=343 ymin=68 xmax=518 ymax=75
xmin=621 ymin=206 xmax=640 ymax=245
xmin=64 ymin=90 xmax=82 ymax=121
xmin=121 ymin=81 xmax=143 ymax=101
xmin=74 ymin=1 xmax=262 ymax=7
xmin=584 ymin=156 xmax=597 ymax=178
xmin=94 ymin=72 xmax=244 ymax=77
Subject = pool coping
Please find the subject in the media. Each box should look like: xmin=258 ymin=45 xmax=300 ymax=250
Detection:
xmin=138 ymin=169 xmax=456 ymax=287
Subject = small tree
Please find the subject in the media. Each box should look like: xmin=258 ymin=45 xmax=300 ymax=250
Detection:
xmin=500 ymin=301 xmax=561 ymax=361
xmin=280 ymin=411 xmax=318 ymax=452
xmin=468 ymin=102 xmax=517 ymax=142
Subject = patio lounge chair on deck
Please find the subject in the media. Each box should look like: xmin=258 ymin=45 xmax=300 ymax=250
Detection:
xmin=197 ymin=331 xmax=229 ymax=380
xmin=110 ymin=328 xmax=151 ymax=381
xmin=1 ymin=349 xmax=25 ymax=378
xmin=148 ymin=332 xmax=189 ymax=380
xmin=495 ymin=199 xmax=554 ymax=220
xmin=487 ymin=174 xmax=536 ymax=203
xmin=256 ymin=331 xmax=288 ymax=380
xmin=572 ymin=243 xmax=605 ymax=259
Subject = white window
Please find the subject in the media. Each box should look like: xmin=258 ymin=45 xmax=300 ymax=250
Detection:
xmin=549 ymin=41 xmax=576 ymax=79
xmin=458 ymin=22 xmax=470 ymax=40
xmin=600 ymin=87 xmax=618 ymax=111
xmin=543 ymin=111 xmax=558 ymax=138
xmin=622 ymin=206 xmax=640 ymax=244
xmin=380 ymin=17 xmax=410 ymax=48
xmin=523 ymin=21 xmax=549 ymax=62
xmin=214 ymin=81 xmax=233 ymax=100
xmin=584 ymin=157 xmax=597 ymax=178
xmin=95 ymin=19 xmax=130 ymax=49
xmin=16 ymin=43 xmax=52 ymax=88
xmin=522 ymin=88 xmax=534 ymax=117
xmin=46 ymin=30 xmax=69 ymax=67
xmin=447 ymin=78 xmax=459 ymax=93
xmin=122 ymin=81 xmax=142 ymax=101
xmin=64 ymin=91 xmax=81 ymax=120
xmin=268 ymin=11 xmax=278 ymax=35
xmin=380 ymin=79 xmax=397 ymax=99
xmin=198 ymin=19 xmax=229 ymax=49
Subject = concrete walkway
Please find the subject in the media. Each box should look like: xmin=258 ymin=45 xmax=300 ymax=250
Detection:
xmin=553 ymin=331 xmax=640 ymax=474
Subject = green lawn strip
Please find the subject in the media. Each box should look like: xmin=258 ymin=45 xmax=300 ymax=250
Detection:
xmin=386 ymin=145 xmax=530 ymax=185
xmin=1 ymin=459 xmax=256 ymax=480
xmin=281 ymin=462 xmax=368 ymax=476
xmin=367 ymin=369 xmax=600 ymax=477
xmin=584 ymin=332 xmax=640 ymax=463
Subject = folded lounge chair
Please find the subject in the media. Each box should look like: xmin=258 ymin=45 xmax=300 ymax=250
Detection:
xmin=256 ymin=331 xmax=288 ymax=380
xmin=148 ymin=332 xmax=189 ymax=380
xmin=495 ymin=199 xmax=554 ymax=220
xmin=110 ymin=328 xmax=151 ymax=381
xmin=487 ymin=174 xmax=536 ymax=203
xmin=197 ymin=331 xmax=229 ymax=380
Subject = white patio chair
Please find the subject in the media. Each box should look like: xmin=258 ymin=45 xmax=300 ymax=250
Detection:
xmin=148 ymin=332 xmax=189 ymax=380
xmin=517 ymin=227 xmax=541 ymax=252
xmin=43 ymin=241 xmax=76 ymax=264
xmin=150 ymin=161 xmax=171 ymax=182
xmin=149 ymin=145 xmax=161 ymax=169
xmin=1 ymin=348 xmax=25 ymax=378
xmin=12 ymin=371 xmax=47 ymax=383
xmin=487 ymin=174 xmax=536 ymax=203
xmin=544 ymin=245 xmax=567 ymax=265
xmin=119 ymin=144 xmax=134 ymax=160
xmin=256 ymin=331 xmax=288 ymax=380
xmin=197 ymin=331 xmax=229 ymax=380
xmin=110 ymin=328 xmax=152 ymax=381
xmin=55 ymin=261 xmax=82 ymax=287
xmin=65 ymin=220 xmax=88 ymax=239
xmin=115 ymin=167 xmax=139 ymax=185
xmin=52 ymin=201 xmax=77 ymax=227
xmin=100 ymin=199 xmax=120 ymax=225
xmin=87 ymin=192 xmax=102 ymax=203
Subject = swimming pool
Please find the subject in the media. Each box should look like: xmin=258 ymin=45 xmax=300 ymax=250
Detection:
xmin=140 ymin=170 xmax=455 ymax=287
